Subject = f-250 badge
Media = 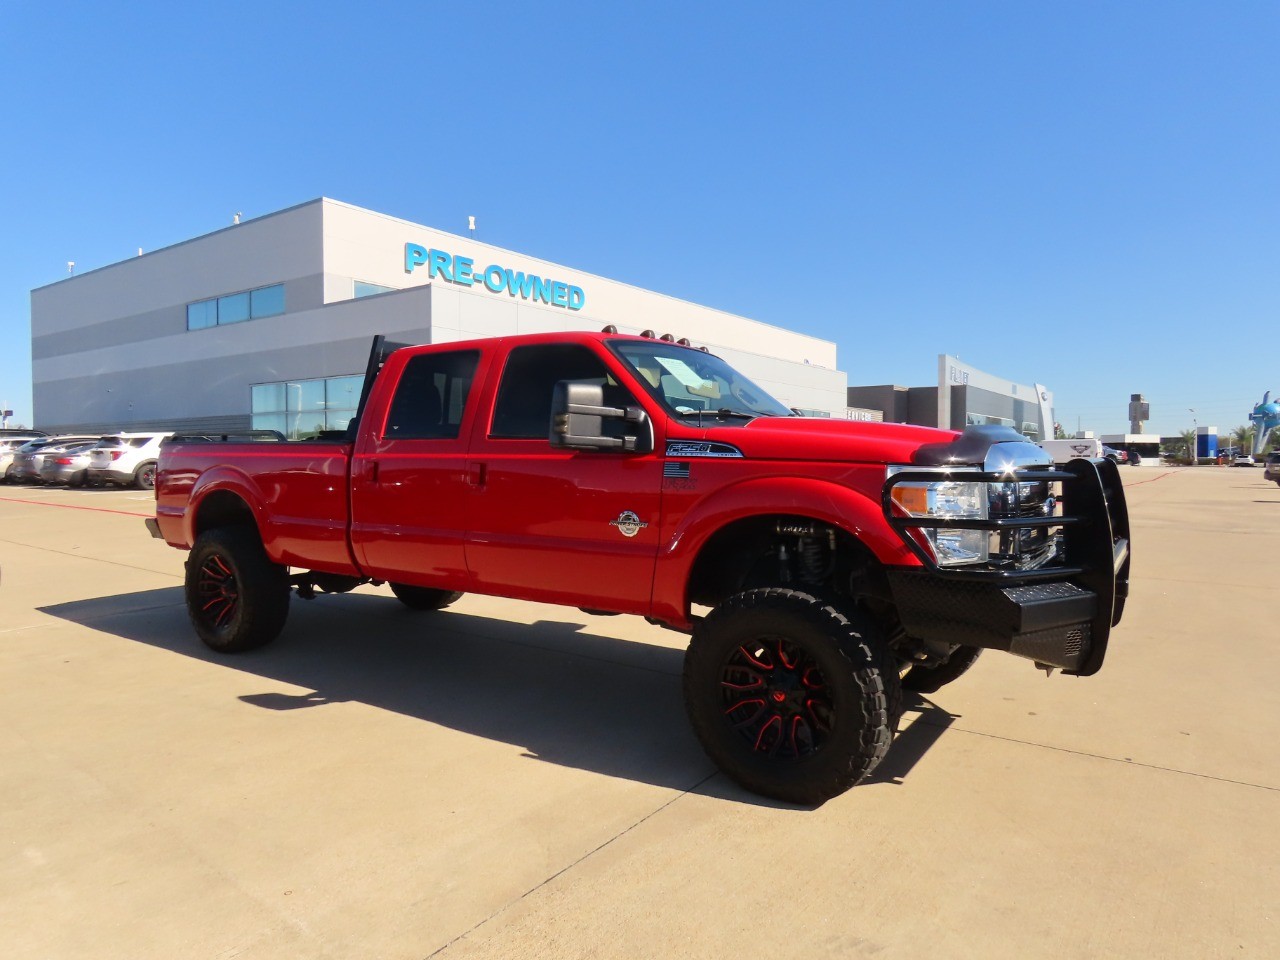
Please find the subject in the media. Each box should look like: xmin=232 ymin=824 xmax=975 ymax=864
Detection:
xmin=610 ymin=511 xmax=649 ymax=538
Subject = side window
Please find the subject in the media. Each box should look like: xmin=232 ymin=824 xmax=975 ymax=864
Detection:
xmin=384 ymin=350 xmax=480 ymax=440
xmin=491 ymin=344 xmax=626 ymax=440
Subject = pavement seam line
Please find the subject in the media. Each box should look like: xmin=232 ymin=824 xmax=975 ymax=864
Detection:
xmin=423 ymin=771 xmax=720 ymax=959
xmin=912 ymin=714 xmax=1280 ymax=792
xmin=0 ymin=536 xmax=182 ymax=579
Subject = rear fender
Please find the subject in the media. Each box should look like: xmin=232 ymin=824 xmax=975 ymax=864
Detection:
xmin=184 ymin=466 xmax=272 ymax=554
xmin=650 ymin=476 xmax=917 ymax=628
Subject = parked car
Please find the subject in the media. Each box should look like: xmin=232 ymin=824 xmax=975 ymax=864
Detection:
xmin=7 ymin=435 xmax=101 ymax=483
xmin=39 ymin=440 xmax=104 ymax=486
xmin=1102 ymin=445 xmax=1129 ymax=464
xmin=0 ymin=431 xmax=50 ymax=482
xmin=86 ymin=432 xmax=173 ymax=489
xmin=1265 ymin=451 xmax=1280 ymax=486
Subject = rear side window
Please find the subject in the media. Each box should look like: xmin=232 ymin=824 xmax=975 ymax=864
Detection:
xmin=384 ymin=350 xmax=480 ymax=440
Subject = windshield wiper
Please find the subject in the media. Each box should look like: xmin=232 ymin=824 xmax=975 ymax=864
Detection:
xmin=679 ymin=408 xmax=768 ymax=425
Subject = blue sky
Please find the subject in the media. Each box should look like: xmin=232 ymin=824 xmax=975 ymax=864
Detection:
xmin=1 ymin=2 xmax=1275 ymax=437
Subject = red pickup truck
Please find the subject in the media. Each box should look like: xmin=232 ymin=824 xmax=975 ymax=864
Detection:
xmin=150 ymin=330 xmax=1130 ymax=804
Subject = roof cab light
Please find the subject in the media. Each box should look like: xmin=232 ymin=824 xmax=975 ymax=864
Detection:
xmin=889 ymin=476 xmax=989 ymax=566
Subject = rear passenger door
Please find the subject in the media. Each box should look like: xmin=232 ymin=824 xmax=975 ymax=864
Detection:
xmin=350 ymin=348 xmax=484 ymax=589
xmin=464 ymin=342 xmax=664 ymax=614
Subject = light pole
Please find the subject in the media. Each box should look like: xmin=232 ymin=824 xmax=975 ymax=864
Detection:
xmin=1188 ymin=408 xmax=1197 ymax=466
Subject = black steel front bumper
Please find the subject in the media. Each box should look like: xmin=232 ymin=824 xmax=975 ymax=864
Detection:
xmin=884 ymin=457 xmax=1130 ymax=676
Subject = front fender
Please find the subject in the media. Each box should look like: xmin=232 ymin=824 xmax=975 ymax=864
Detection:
xmin=649 ymin=475 xmax=918 ymax=627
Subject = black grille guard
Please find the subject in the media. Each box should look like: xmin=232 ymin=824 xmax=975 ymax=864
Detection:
xmin=882 ymin=457 xmax=1131 ymax=676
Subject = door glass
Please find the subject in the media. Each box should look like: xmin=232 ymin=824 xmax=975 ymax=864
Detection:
xmin=490 ymin=344 xmax=622 ymax=439
xmin=384 ymin=350 xmax=481 ymax=440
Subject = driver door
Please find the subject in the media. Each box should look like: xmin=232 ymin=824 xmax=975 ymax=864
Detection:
xmin=464 ymin=342 xmax=664 ymax=614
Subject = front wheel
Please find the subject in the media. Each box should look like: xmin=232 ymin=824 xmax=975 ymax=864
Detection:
xmin=185 ymin=527 xmax=290 ymax=652
xmin=683 ymin=588 xmax=899 ymax=805
xmin=389 ymin=583 xmax=463 ymax=610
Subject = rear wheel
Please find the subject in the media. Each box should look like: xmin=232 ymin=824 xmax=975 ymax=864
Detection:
xmin=683 ymin=588 xmax=899 ymax=805
xmin=185 ymin=527 xmax=290 ymax=652
xmin=133 ymin=460 xmax=157 ymax=490
xmin=389 ymin=583 xmax=463 ymax=610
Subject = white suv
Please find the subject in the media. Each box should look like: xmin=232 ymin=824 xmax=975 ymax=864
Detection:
xmin=86 ymin=432 xmax=173 ymax=489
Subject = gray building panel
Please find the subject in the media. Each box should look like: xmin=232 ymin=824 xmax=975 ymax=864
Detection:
xmin=908 ymin=387 xmax=939 ymax=428
xmin=34 ymin=285 xmax=433 ymax=431
xmin=31 ymin=275 xmax=326 ymax=361
xmin=847 ymin=385 xmax=911 ymax=424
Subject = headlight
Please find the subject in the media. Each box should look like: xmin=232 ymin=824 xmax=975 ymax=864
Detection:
xmin=889 ymin=477 xmax=988 ymax=566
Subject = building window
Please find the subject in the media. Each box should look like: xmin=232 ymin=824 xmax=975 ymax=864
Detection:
xmin=354 ymin=281 xmax=396 ymax=298
xmin=218 ymin=292 xmax=251 ymax=324
xmin=251 ymin=373 xmax=363 ymax=439
xmin=966 ymin=412 xmax=1014 ymax=427
xmin=186 ymin=299 xmax=218 ymax=330
xmin=251 ymin=284 xmax=285 ymax=317
xmin=187 ymin=282 xmax=286 ymax=331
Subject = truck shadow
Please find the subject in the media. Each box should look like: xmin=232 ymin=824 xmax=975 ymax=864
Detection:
xmin=38 ymin=587 xmax=950 ymax=805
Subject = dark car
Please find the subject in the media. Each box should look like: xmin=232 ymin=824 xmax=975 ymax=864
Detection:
xmin=1265 ymin=451 xmax=1280 ymax=486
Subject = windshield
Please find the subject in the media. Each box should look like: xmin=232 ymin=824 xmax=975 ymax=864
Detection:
xmin=609 ymin=340 xmax=794 ymax=420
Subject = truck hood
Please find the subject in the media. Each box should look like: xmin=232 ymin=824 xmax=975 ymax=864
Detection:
xmin=668 ymin=418 xmax=1047 ymax=469
xmin=670 ymin=416 xmax=961 ymax=466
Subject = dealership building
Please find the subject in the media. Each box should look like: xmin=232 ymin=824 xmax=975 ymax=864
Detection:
xmin=30 ymin=199 xmax=853 ymax=436
xmin=847 ymin=356 xmax=1055 ymax=439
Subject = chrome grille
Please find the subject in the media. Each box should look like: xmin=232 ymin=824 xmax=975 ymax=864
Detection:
xmin=988 ymin=475 xmax=1063 ymax=570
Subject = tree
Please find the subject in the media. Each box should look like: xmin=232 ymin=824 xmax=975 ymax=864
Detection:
xmin=1179 ymin=428 xmax=1198 ymax=465
xmin=1232 ymin=424 xmax=1255 ymax=457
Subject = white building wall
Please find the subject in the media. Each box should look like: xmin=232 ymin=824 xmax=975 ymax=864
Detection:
xmin=319 ymin=198 xmax=847 ymax=414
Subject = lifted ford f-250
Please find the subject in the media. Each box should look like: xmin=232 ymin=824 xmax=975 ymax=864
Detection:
xmin=149 ymin=330 xmax=1130 ymax=804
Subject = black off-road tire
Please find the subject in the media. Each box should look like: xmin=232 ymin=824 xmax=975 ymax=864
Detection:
xmin=389 ymin=583 xmax=463 ymax=611
xmin=901 ymin=645 xmax=983 ymax=694
xmin=683 ymin=588 xmax=900 ymax=805
xmin=185 ymin=527 xmax=291 ymax=653
xmin=133 ymin=460 xmax=158 ymax=490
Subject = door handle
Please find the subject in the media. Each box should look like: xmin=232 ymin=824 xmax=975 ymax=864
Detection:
xmin=468 ymin=462 xmax=487 ymax=488
xmin=367 ymin=459 xmax=379 ymax=483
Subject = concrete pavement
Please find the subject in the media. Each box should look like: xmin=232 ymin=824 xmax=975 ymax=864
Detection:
xmin=1 ymin=467 xmax=1276 ymax=958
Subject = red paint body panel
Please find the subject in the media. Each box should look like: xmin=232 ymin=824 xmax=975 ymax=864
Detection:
xmin=156 ymin=332 xmax=956 ymax=622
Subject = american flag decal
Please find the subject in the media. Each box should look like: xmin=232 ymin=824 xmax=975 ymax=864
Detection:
xmin=663 ymin=462 xmax=691 ymax=478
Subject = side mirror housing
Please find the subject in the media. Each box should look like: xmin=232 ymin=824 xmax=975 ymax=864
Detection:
xmin=550 ymin=381 xmax=653 ymax=454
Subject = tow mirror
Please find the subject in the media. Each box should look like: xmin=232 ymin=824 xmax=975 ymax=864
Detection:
xmin=550 ymin=381 xmax=653 ymax=454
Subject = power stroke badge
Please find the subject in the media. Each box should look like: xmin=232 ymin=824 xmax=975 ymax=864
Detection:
xmin=609 ymin=511 xmax=649 ymax=538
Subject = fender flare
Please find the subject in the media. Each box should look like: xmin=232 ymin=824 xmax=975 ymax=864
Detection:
xmin=649 ymin=476 xmax=920 ymax=627
xmin=183 ymin=466 xmax=274 ymax=556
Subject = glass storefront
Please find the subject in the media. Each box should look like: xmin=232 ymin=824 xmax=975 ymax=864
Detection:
xmin=251 ymin=374 xmax=362 ymax=439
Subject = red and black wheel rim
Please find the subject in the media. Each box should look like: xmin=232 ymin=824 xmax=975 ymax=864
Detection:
xmin=196 ymin=553 xmax=239 ymax=631
xmin=720 ymin=637 xmax=834 ymax=760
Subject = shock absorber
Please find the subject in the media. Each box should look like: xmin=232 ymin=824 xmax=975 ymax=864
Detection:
xmin=798 ymin=536 xmax=826 ymax=583
xmin=774 ymin=522 xmax=836 ymax=585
